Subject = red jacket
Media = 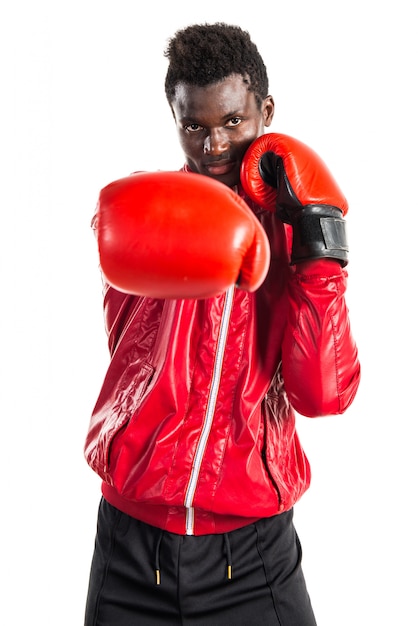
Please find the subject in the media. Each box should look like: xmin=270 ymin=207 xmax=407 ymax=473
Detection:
xmin=84 ymin=186 xmax=360 ymax=536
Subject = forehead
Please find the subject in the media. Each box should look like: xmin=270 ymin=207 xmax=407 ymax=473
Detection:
xmin=171 ymin=74 xmax=259 ymax=121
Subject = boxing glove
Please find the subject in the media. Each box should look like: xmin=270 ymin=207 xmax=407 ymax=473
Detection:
xmin=95 ymin=170 xmax=270 ymax=299
xmin=240 ymin=133 xmax=349 ymax=265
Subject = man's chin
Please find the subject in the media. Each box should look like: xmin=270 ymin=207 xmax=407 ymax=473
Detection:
xmin=205 ymin=168 xmax=240 ymax=189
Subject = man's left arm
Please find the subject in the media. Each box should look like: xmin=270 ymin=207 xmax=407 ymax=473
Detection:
xmin=241 ymin=132 xmax=360 ymax=416
xmin=283 ymin=258 xmax=360 ymax=416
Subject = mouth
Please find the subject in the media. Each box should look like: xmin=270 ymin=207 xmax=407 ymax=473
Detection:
xmin=204 ymin=160 xmax=236 ymax=177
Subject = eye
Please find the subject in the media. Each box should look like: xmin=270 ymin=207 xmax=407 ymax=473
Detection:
xmin=184 ymin=123 xmax=203 ymax=133
xmin=226 ymin=117 xmax=242 ymax=127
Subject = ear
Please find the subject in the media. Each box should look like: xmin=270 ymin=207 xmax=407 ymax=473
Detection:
xmin=262 ymin=95 xmax=275 ymax=127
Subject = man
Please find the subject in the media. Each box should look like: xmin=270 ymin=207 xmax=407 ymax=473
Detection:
xmin=84 ymin=23 xmax=360 ymax=625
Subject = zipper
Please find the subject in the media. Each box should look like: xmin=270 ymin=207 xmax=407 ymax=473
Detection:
xmin=184 ymin=286 xmax=235 ymax=535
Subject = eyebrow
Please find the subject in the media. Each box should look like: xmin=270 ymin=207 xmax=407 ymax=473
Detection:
xmin=180 ymin=110 xmax=244 ymax=125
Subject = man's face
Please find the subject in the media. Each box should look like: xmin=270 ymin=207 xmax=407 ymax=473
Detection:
xmin=170 ymin=74 xmax=274 ymax=188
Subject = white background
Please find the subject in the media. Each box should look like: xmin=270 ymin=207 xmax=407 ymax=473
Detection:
xmin=1 ymin=1 xmax=417 ymax=624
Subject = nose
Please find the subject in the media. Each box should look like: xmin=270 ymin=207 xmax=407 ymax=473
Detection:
xmin=203 ymin=129 xmax=229 ymax=155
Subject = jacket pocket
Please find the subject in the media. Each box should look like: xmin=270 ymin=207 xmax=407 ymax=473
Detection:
xmin=85 ymin=361 xmax=155 ymax=482
xmin=263 ymin=399 xmax=311 ymax=511
xmin=262 ymin=368 xmax=310 ymax=512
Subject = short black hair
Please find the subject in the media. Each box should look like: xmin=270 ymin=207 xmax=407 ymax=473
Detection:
xmin=164 ymin=23 xmax=269 ymax=107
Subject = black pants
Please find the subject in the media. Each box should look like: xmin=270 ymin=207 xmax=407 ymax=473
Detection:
xmin=85 ymin=498 xmax=317 ymax=626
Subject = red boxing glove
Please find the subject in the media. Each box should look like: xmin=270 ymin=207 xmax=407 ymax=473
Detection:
xmin=95 ymin=171 xmax=270 ymax=299
xmin=240 ymin=133 xmax=349 ymax=265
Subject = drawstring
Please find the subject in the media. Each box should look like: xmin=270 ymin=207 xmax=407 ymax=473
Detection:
xmin=153 ymin=530 xmax=232 ymax=584
xmin=154 ymin=530 xmax=163 ymax=585
xmin=224 ymin=533 xmax=233 ymax=581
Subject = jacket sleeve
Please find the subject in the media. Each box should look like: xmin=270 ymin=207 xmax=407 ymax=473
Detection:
xmin=282 ymin=259 xmax=360 ymax=417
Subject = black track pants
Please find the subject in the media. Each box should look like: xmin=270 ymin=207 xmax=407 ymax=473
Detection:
xmin=84 ymin=498 xmax=317 ymax=626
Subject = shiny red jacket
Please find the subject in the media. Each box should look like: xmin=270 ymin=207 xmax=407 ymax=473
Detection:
xmin=84 ymin=186 xmax=360 ymax=536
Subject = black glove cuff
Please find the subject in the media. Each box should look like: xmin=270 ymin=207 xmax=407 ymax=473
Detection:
xmin=290 ymin=205 xmax=349 ymax=266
